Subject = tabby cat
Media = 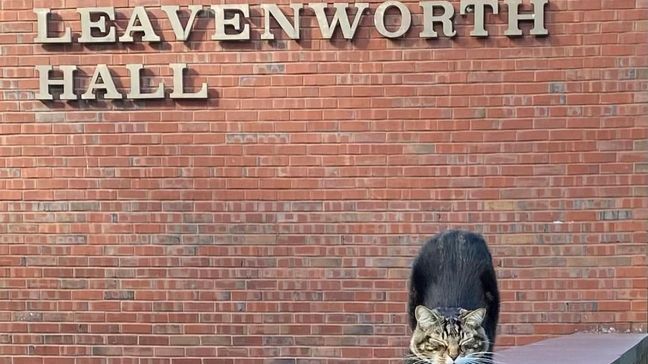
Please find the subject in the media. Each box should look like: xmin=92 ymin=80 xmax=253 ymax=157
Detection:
xmin=406 ymin=230 xmax=500 ymax=364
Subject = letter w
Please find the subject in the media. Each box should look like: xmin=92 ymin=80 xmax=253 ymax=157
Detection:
xmin=309 ymin=3 xmax=369 ymax=39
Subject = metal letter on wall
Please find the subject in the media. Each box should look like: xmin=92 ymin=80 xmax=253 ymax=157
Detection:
xmin=420 ymin=1 xmax=457 ymax=38
xmin=375 ymin=1 xmax=412 ymax=38
xmin=309 ymin=3 xmax=369 ymax=40
xmin=211 ymin=4 xmax=251 ymax=40
xmin=119 ymin=6 xmax=161 ymax=42
xmin=126 ymin=64 xmax=165 ymax=100
xmin=169 ymin=63 xmax=208 ymax=99
xmin=81 ymin=64 xmax=122 ymax=100
xmin=34 ymin=8 xmax=72 ymax=43
xmin=35 ymin=65 xmax=77 ymax=100
xmin=505 ymin=0 xmax=549 ymax=36
xmin=460 ymin=0 xmax=499 ymax=37
xmin=78 ymin=7 xmax=116 ymax=43
xmin=260 ymin=4 xmax=303 ymax=40
xmin=161 ymin=5 xmax=203 ymax=41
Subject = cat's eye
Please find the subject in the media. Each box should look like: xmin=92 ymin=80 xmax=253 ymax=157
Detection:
xmin=460 ymin=340 xmax=479 ymax=350
xmin=425 ymin=339 xmax=444 ymax=351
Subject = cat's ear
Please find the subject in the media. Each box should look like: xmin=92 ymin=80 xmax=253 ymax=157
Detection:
xmin=460 ymin=308 xmax=486 ymax=328
xmin=415 ymin=305 xmax=442 ymax=330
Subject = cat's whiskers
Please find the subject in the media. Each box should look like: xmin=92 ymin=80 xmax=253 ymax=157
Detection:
xmin=458 ymin=359 xmax=495 ymax=364
xmin=461 ymin=352 xmax=508 ymax=364
xmin=404 ymin=351 xmax=435 ymax=364
xmin=405 ymin=356 xmax=433 ymax=364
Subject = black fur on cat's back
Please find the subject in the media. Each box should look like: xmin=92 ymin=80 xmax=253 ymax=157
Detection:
xmin=407 ymin=230 xmax=500 ymax=348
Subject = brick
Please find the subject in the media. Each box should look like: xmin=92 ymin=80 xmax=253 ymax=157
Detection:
xmin=103 ymin=291 xmax=135 ymax=301
xmin=13 ymin=312 xmax=42 ymax=322
xmin=91 ymin=346 xmax=121 ymax=356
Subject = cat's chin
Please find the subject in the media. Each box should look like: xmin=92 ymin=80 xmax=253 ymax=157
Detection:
xmin=423 ymin=357 xmax=453 ymax=364
xmin=406 ymin=350 xmax=489 ymax=364
xmin=454 ymin=354 xmax=490 ymax=364
xmin=407 ymin=352 xmax=460 ymax=364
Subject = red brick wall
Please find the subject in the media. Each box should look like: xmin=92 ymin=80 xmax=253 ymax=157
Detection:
xmin=1 ymin=0 xmax=647 ymax=362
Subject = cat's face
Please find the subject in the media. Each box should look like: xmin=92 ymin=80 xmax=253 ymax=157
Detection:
xmin=409 ymin=306 xmax=490 ymax=364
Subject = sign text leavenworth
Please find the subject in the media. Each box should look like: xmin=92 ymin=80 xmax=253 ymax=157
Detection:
xmin=35 ymin=1 xmax=548 ymax=101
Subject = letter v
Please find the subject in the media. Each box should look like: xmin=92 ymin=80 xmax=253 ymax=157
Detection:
xmin=161 ymin=5 xmax=203 ymax=41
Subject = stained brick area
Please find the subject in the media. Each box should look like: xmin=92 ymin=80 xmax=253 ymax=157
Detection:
xmin=0 ymin=0 xmax=647 ymax=363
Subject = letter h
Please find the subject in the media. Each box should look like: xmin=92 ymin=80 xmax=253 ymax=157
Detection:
xmin=35 ymin=65 xmax=78 ymax=100
xmin=505 ymin=0 xmax=549 ymax=36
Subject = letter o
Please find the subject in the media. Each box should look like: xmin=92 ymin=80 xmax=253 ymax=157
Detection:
xmin=374 ymin=1 xmax=412 ymax=38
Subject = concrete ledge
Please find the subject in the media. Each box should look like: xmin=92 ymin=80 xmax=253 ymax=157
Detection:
xmin=495 ymin=333 xmax=648 ymax=364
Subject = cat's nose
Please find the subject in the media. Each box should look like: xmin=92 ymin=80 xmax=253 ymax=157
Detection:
xmin=448 ymin=352 xmax=459 ymax=361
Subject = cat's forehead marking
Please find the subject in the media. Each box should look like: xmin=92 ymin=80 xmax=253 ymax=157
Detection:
xmin=444 ymin=318 xmax=461 ymax=336
xmin=436 ymin=307 xmax=463 ymax=318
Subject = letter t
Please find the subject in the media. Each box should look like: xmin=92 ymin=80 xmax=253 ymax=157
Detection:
xmin=460 ymin=0 xmax=499 ymax=37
